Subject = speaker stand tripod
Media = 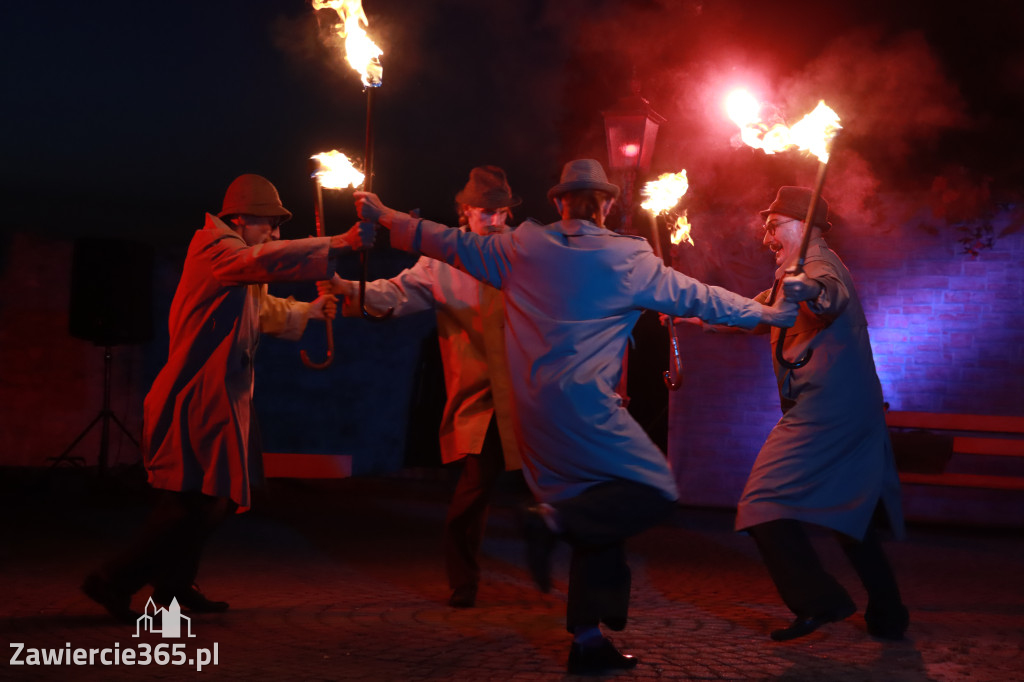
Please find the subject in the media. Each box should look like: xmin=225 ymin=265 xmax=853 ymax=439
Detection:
xmin=48 ymin=345 xmax=140 ymax=471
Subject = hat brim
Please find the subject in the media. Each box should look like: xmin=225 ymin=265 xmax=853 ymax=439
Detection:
xmin=547 ymin=180 xmax=620 ymax=200
xmin=454 ymin=190 xmax=523 ymax=210
xmin=218 ymin=207 xmax=293 ymax=221
xmin=759 ymin=208 xmax=830 ymax=231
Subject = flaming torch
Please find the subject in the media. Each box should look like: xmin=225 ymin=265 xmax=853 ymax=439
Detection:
xmin=313 ymin=0 xmax=391 ymax=320
xmin=641 ymin=170 xmax=691 ymax=390
xmin=301 ymin=151 xmax=366 ymax=369
xmin=726 ymin=90 xmax=842 ymax=368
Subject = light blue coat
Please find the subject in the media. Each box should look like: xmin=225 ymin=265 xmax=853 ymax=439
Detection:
xmin=391 ymin=214 xmax=768 ymax=504
xmin=735 ymin=237 xmax=905 ymax=540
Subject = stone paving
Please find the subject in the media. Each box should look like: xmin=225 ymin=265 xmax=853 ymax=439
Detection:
xmin=2 ymin=468 xmax=1022 ymax=681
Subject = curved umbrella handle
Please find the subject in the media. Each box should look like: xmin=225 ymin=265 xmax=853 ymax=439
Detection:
xmin=301 ymin=175 xmax=334 ymax=369
xmin=775 ymin=327 xmax=812 ymax=369
xmin=300 ymin=322 xmax=334 ymax=369
xmin=663 ymin=323 xmax=683 ymax=390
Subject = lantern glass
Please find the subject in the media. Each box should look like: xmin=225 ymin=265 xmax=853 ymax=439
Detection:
xmin=602 ymin=96 xmax=664 ymax=174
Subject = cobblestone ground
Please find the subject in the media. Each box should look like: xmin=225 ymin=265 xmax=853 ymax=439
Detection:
xmin=3 ymin=469 xmax=1022 ymax=681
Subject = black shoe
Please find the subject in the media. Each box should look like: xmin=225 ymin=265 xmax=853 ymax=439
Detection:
xmin=152 ymin=584 xmax=229 ymax=613
xmin=520 ymin=505 xmax=557 ymax=593
xmin=567 ymin=638 xmax=639 ymax=675
xmin=865 ymin=603 xmax=909 ymax=640
xmin=81 ymin=573 xmax=139 ymax=624
xmin=770 ymin=603 xmax=856 ymax=641
xmin=447 ymin=584 xmax=477 ymax=608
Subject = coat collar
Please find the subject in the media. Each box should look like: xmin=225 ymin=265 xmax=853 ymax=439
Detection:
xmin=550 ymin=218 xmax=636 ymax=238
xmin=204 ymin=213 xmax=246 ymax=242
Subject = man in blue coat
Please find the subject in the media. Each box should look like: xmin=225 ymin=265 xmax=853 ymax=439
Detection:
xmin=353 ymin=160 xmax=801 ymax=674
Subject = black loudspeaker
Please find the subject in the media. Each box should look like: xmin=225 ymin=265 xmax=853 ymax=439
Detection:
xmin=69 ymin=237 xmax=154 ymax=346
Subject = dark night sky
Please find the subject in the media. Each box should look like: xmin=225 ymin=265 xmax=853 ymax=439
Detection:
xmin=3 ymin=0 xmax=1023 ymax=251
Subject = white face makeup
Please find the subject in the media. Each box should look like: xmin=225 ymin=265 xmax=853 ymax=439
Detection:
xmin=464 ymin=206 xmax=510 ymax=236
xmin=762 ymin=214 xmax=802 ymax=267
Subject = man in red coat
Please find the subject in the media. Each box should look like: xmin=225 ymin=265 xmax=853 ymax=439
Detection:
xmin=82 ymin=174 xmax=372 ymax=621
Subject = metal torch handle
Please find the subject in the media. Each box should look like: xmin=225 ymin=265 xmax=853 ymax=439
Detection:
xmin=775 ymin=159 xmax=831 ymax=370
xmin=301 ymin=176 xmax=335 ymax=369
xmin=360 ymin=86 xmax=393 ymax=321
xmin=358 ymin=247 xmax=392 ymax=320
xmin=649 ymin=212 xmax=684 ymax=389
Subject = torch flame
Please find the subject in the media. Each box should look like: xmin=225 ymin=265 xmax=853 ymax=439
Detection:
xmin=670 ymin=213 xmax=693 ymax=246
xmin=313 ymin=0 xmax=383 ymax=87
xmin=641 ymin=170 xmax=689 ymax=215
xmin=311 ymin=150 xmax=365 ymax=190
xmin=789 ymin=101 xmax=842 ymax=163
xmin=726 ymin=89 xmax=841 ymax=163
xmin=642 ymin=170 xmax=694 ymax=247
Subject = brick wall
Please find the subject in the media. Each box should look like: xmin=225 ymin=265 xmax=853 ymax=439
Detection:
xmin=0 ymin=233 xmax=147 ymax=468
xmin=0 ymin=230 xmax=432 ymax=474
xmin=856 ymin=231 xmax=1024 ymax=415
xmin=4 ymin=215 xmax=1022 ymax=524
xmin=667 ymin=210 xmax=1024 ymax=524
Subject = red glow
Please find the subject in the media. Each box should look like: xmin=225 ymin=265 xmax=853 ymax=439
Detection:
xmin=621 ymin=143 xmax=640 ymax=158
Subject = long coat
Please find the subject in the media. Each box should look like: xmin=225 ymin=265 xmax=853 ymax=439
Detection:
xmin=353 ymin=243 xmax=521 ymax=470
xmin=143 ymin=214 xmax=334 ymax=511
xmin=390 ymin=215 xmax=768 ymax=504
xmin=735 ymin=237 xmax=905 ymax=540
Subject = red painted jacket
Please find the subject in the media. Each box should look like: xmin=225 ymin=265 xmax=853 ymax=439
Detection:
xmin=143 ymin=214 xmax=334 ymax=511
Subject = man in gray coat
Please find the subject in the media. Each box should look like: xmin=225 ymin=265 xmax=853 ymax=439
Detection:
xmin=353 ymin=160 xmax=801 ymax=674
xmin=736 ymin=186 xmax=909 ymax=642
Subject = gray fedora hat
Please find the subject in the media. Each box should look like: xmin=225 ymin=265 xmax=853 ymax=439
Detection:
xmin=547 ymin=159 xmax=620 ymax=200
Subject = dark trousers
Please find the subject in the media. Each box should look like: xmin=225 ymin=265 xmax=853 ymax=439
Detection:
xmin=100 ymin=488 xmax=235 ymax=596
xmin=748 ymin=517 xmax=904 ymax=619
xmin=443 ymin=418 xmax=507 ymax=592
xmin=554 ymin=480 xmax=675 ymax=633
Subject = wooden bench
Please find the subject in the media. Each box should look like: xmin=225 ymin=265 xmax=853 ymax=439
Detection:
xmin=886 ymin=411 xmax=1024 ymax=491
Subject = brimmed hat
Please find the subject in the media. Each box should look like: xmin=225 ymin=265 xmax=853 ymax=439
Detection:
xmin=547 ymin=159 xmax=620 ymax=200
xmin=218 ymin=174 xmax=293 ymax=222
xmin=455 ymin=165 xmax=522 ymax=209
xmin=759 ymin=186 xmax=831 ymax=232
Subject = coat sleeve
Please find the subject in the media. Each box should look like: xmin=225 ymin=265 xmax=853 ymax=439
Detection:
xmin=390 ymin=214 xmax=510 ymax=289
xmin=258 ymin=286 xmax=312 ymax=340
xmin=342 ymin=256 xmax=438 ymax=317
xmin=744 ymin=287 xmax=774 ymax=335
xmin=208 ymin=233 xmax=333 ymax=286
xmin=629 ymin=245 xmax=765 ymax=328
xmin=802 ymin=255 xmax=850 ymax=321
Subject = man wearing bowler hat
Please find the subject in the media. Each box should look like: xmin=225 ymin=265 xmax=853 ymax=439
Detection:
xmin=735 ymin=186 xmax=909 ymax=642
xmin=82 ymin=174 xmax=373 ymax=622
xmin=320 ymin=165 xmax=527 ymax=609
xmin=352 ymin=159 xmax=800 ymax=674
